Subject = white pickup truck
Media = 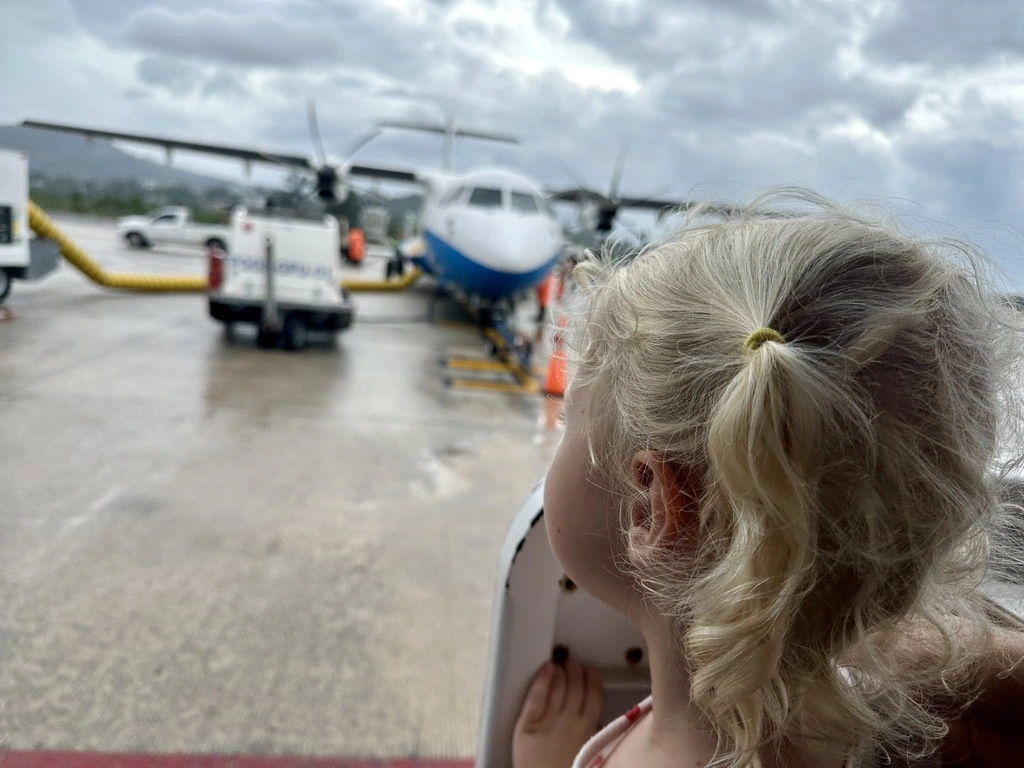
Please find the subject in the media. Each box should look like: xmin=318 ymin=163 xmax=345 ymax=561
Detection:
xmin=117 ymin=206 xmax=230 ymax=251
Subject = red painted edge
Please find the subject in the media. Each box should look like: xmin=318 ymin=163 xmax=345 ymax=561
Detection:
xmin=0 ymin=753 xmax=473 ymax=768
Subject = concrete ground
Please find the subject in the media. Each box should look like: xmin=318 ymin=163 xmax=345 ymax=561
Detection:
xmin=0 ymin=217 xmax=562 ymax=759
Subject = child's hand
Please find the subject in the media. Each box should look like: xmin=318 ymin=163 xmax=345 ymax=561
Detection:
xmin=513 ymin=658 xmax=603 ymax=768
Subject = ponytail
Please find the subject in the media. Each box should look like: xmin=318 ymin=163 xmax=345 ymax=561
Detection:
xmin=693 ymin=336 xmax=869 ymax=764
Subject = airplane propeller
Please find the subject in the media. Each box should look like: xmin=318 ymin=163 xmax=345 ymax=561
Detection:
xmin=551 ymin=141 xmax=671 ymax=235
xmin=306 ymin=100 xmax=381 ymax=202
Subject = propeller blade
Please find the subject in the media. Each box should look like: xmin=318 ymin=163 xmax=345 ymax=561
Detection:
xmin=307 ymin=99 xmax=327 ymax=166
xmin=560 ymin=163 xmax=592 ymax=195
xmin=342 ymin=128 xmax=382 ymax=162
xmin=608 ymin=140 xmax=629 ymax=201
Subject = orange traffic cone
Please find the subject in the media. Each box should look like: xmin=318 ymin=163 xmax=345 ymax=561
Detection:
xmin=544 ymin=317 xmax=568 ymax=397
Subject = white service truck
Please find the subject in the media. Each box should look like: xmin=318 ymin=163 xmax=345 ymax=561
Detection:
xmin=117 ymin=206 xmax=231 ymax=251
xmin=208 ymin=207 xmax=354 ymax=350
xmin=0 ymin=150 xmax=59 ymax=303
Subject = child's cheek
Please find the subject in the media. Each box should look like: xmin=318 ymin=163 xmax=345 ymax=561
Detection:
xmin=544 ymin=437 xmax=632 ymax=615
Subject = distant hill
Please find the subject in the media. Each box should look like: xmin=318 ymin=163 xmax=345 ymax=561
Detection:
xmin=0 ymin=124 xmax=236 ymax=190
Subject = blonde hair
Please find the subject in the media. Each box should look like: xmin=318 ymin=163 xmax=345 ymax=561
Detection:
xmin=570 ymin=189 xmax=1024 ymax=767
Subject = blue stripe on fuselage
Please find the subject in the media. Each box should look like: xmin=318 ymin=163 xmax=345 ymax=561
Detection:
xmin=423 ymin=230 xmax=559 ymax=300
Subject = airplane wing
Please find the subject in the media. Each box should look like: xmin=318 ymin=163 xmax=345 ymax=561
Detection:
xmin=22 ymin=119 xmax=423 ymax=185
xmin=348 ymin=164 xmax=419 ymax=184
xmin=616 ymin=195 xmax=687 ymax=212
xmin=22 ymin=119 xmax=314 ymax=169
xmin=547 ymin=187 xmax=737 ymax=217
xmin=619 ymin=196 xmax=739 ymax=217
xmin=547 ymin=187 xmax=605 ymax=203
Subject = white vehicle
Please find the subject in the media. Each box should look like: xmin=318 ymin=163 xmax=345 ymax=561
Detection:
xmin=0 ymin=149 xmax=59 ymax=303
xmin=116 ymin=206 xmax=230 ymax=251
xmin=208 ymin=207 xmax=354 ymax=350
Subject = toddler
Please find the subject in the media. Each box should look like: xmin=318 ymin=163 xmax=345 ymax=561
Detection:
xmin=513 ymin=191 xmax=1024 ymax=768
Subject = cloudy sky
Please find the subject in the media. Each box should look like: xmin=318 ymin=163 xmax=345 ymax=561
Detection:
xmin=4 ymin=0 xmax=1024 ymax=278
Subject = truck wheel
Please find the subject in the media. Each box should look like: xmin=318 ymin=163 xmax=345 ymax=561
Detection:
xmin=0 ymin=269 xmax=11 ymax=304
xmin=125 ymin=232 xmax=148 ymax=249
xmin=206 ymin=238 xmax=227 ymax=251
xmin=256 ymin=328 xmax=279 ymax=349
xmin=282 ymin=314 xmax=307 ymax=351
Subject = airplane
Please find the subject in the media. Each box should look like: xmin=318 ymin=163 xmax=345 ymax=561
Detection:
xmin=20 ymin=108 xmax=708 ymax=373
xmin=22 ymin=110 xmax=566 ymax=307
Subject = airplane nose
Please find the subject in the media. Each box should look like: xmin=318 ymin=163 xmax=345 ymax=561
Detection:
xmin=480 ymin=215 xmax=559 ymax=273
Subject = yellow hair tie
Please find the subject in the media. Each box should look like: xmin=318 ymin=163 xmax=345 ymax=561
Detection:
xmin=743 ymin=327 xmax=786 ymax=353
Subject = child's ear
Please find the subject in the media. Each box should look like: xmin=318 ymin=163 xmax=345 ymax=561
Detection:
xmin=628 ymin=451 xmax=700 ymax=560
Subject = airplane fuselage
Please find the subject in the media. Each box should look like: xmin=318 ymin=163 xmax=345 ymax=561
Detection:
xmin=409 ymin=168 xmax=564 ymax=302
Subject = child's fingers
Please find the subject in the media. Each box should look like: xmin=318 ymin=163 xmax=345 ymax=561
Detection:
xmin=564 ymin=657 xmax=586 ymax=714
xmin=549 ymin=660 xmax=568 ymax=714
xmin=583 ymin=665 xmax=604 ymax=720
xmin=517 ymin=662 xmax=554 ymax=727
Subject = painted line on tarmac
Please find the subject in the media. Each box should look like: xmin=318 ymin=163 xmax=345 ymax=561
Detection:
xmin=0 ymin=753 xmax=473 ymax=768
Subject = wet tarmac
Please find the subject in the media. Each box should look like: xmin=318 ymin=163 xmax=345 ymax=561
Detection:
xmin=0 ymin=217 xmax=562 ymax=758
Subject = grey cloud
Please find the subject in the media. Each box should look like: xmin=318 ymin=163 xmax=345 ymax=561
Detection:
xmin=897 ymin=136 xmax=1024 ymax=282
xmin=864 ymin=0 xmax=1024 ymax=68
xmin=548 ymin=0 xmax=920 ymax=138
xmin=10 ymin=0 xmax=79 ymax=37
xmin=452 ymin=17 xmax=490 ymax=45
xmin=72 ymin=0 xmax=233 ymax=22
xmin=551 ymin=0 xmax=787 ymax=75
xmin=16 ymin=0 xmax=1024 ymax=274
xmin=122 ymin=87 xmax=151 ymax=102
xmin=236 ymin=0 xmax=908 ymax=202
xmin=135 ymin=53 xmax=252 ymax=103
xmin=136 ymin=55 xmax=202 ymax=96
xmin=657 ymin=46 xmax=920 ymax=135
xmin=315 ymin=1 xmax=450 ymax=81
xmin=201 ymin=72 xmax=251 ymax=100
xmin=123 ymin=6 xmax=341 ymax=67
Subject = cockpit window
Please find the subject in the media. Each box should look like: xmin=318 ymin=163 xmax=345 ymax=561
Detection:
xmin=468 ymin=187 xmax=504 ymax=208
xmin=510 ymin=192 xmax=539 ymax=214
xmin=439 ymin=186 xmax=465 ymax=206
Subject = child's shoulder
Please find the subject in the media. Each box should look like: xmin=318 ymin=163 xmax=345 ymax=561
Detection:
xmin=573 ymin=697 xmax=652 ymax=768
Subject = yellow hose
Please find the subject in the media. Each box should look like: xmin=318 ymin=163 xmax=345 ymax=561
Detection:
xmin=343 ymin=267 xmax=421 ymax=292
xmin=29 ymin=200 xmax=208 ymax=292
xmin=29 ymin=200 xmax=422 ymax=293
